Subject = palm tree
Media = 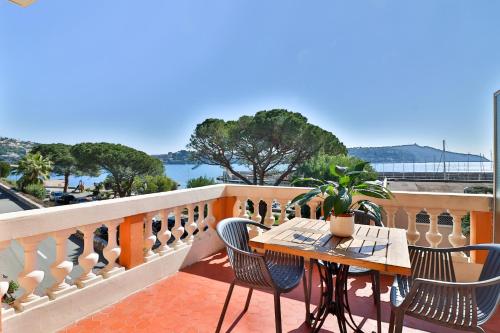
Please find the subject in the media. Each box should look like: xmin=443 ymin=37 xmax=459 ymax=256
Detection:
xmin=13 ymin=152 xmax=53 ymax=189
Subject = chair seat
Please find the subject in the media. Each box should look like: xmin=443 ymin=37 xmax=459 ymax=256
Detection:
xmin=265 ymin=251 xmax=304 ymax=292
xmin=348 ymin=266 xmax=372 ymax=275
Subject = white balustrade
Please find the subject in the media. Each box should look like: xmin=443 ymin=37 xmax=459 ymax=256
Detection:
xmin=100 ymin=219 xmax=125 ymax=278
xmin=425 ymin=208 xmax=443 ymax=248
xmin=308 ymin=201 xmax=318 ymax=219
xmin=205 ymin=200 xmax=216 ymax=229
xmin=239 ymin=197 xmax=250 ymax=219
xmin=185 ymin=204 xmax=197 ymax=243
xmin=249 ymin=198 xmax=262 ymax=238
xmin=0 ymin=240 xmax=14 ymax=319
xmin=157 ymin=209 xmax=173 ymax=254
xmin=278 ymin=200 xmax=289 ymax=225
xmin=264 ymin=198 xmax=275 ymax=228
xmin=294 ymin=204 xmax=302 ymax=218
xmin=144 ymin=212 xmax=160 ymax=262
xmin=15 ymin=235 xmax=49 ymax=311
xmin=172 ymin=207 xmax=185 ymax=249
xmin=384 ymin=206 xmax=398 ymax=228
xmin=405 ymin=208 xmax=421 ymax=245
xmin=448 ymin=209 xmax=469 ymax=261
xmin=47 ymin=229 xmax=77 ymax=299
xmin=75 ymin=224 xmax=103 ymax=288
xmin=196 ymin=202 xmax=207 ymax=236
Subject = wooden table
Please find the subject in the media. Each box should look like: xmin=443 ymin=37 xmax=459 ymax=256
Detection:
xmin=250 ymin=217 xmax=412 ymax=333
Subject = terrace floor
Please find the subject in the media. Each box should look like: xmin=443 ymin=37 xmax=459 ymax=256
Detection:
xmin=61 ymin=251 xmax=499 ymax=333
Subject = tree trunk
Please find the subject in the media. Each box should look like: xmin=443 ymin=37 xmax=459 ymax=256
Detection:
xmin=63 ymin=172 xmax=69 ymax=193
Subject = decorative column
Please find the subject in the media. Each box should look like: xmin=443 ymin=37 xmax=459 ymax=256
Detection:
xmin=294 ymin=204 xmax=302 ymax=218
xmin=205 ymin=200 xmax=216 ymax=229
xmin=157 ymin=209 xmax=173 ymax=254
xmin=185 ymin=204 xmax=197 ymax=244
xmin=278 ymin=200 xmax=289 ymax=225
xmin=239 ymin=197 xmax=250 ymax=219
xmin=144 ymin=212 xmax=160 ymax=262
xmin=100 ymin=219 xmax=125 ymax=278
xmin=0 ymin=241 xmax=15 ymax=320
xmin=405 ymin=208 xmax=421 ymax=245
xmin=248 ymin=198 xmax=262 ymax=238
xmin=172 ymin=207 xmax=185 ymax=249
xmin=308 ymin=201 xmax=317 ymax=219
xmin=425 ymin=208 xmax=443 ymax=248
xmin=196 ymin=202 xmax=207 ymax=237
xmin=47 ymin=228 xmax=77 ymax=299
xmin=264 ymin=198 xmax=275 ymax=228
xmin=14 ymin=235 xmax=49 ymax=311
xmin=75 ymin=224 xmax=103 ymax=288
xmin=384 ymin=206 xmax=398 ymax=228
xmin=448 ymin=209 xmax=469 ymax=262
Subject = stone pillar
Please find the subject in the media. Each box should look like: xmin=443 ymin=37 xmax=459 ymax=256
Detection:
xmin=47 ymin=228 xmax=77 ymax=299
xmin=100 ymin=219 xmax=125 ymax=278
xmin=470 ymin=211 xmax=493 ymax=263
xmin=75 ymin=224 xmax=103 ymax=288
xmin=144 ymin=212 xmax=160 ymax=262
xmin=405 ymin=208 xmax=421 ymax=245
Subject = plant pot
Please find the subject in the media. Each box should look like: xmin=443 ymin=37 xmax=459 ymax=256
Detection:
xmin=329 ymin=214 xmax=355 ymax=237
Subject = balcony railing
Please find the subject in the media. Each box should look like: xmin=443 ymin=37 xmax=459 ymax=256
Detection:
xmin=0 ymin=184 xmax=493 ymax=333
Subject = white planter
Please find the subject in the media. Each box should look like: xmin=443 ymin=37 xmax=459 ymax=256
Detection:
xmin=330 ymin=214 xmax=355 ymax=237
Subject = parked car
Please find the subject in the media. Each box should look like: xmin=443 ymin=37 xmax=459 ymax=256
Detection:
xmin=70 ymin=197 xmax=93 ymax=204
xmin=49 ymin=191 xmax=64 ymax=202
xmin=56 ymin=194 xmax=75 ymax=205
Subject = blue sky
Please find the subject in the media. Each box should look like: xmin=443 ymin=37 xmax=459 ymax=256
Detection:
xmin=1 ymin=1 xmax=499 ymax=156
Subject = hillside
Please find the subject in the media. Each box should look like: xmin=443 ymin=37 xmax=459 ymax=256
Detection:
xmin=0 ymin=137 xmax=37 ymax=163
xmin=152 ymin=150 xmax=193 ymax=164
xmin=348 ymin=144 xmax=489 ymax=163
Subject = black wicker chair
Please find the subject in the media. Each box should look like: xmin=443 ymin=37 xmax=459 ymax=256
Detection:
xmin=215 ymin=218 xmax=306 ymax=333
xmin=389 ymin=244 xmax=500 ymax=333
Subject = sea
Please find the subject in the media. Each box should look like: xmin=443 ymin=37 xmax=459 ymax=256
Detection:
xmin=8 ymin=161 xmax=493 ymax=189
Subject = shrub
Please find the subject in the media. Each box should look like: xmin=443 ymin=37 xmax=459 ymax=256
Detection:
xmin=1 ymin=277 xmax=19 ymax=305
xmin=186 ymin=176 xmax=216 ymax=188
xmin=0 ymin=161 xmax=10 ymax=178
xmin=133 ymin=175 xmax=177 ymax=194
xmin=23 ymin=183 xmax=47 ymax=199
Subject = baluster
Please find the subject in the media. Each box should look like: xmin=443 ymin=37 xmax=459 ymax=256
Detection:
xmin=425 ymin=208 xmax=443 ymax=248
xmin=172 ymin=207 xmax=185 ymax=249
xmin=185 ymin=204 xmax=197 ymax=243
xmin=264 ymin=198 xmax=275 ymax=228
xmin=0 ymin=241 xmax=15 ymax=319
xmin=308 ymin=201 xmax=317 ymax=219
xmin=196 ymin=202 xmax=207 ymax=237
xmin=232 ymin=198 xmax=241 ymax=217
xmin=294 ymin=204 xmax=302 ymax=218
xmin=384 ymin=206 xmax=398 ymax=228
xmin=100 ymin=219 xmax=125 ymax=278
xmin=249 ymin=198 xmax=262 ymax=238
xmin=157 ymin=209 xmax=173 ymax=254
xmin=144 ymin=212 xmax=160 ymax=262
xmin=14 ymin=235 xmax=49 ymax=311
xmin=47 ymin=229 xmax=77 ymax=299
xmin=205 ymin=200 xmax=216 ymax=229
xmin=405 ymin=208 xmax=421 ymax=245
xmin=278 ymin=200 xmax=289 ymax=224
xmin=75 ymin=224 xmax=103 ymax=288
xmin=239 ymin=197 xmax=250 ymax=219
xmin=448 ymin=209 xmax=469 ymax=261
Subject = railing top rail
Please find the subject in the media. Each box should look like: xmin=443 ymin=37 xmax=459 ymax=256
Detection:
xmin=0 ymin=183 xmax=492 ymax=242
xmin=0 ymin=184 xmax=227 ymax=242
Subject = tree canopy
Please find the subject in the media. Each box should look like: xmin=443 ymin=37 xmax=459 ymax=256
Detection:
xmin=188 ymin=109 xmax=346 ymax=185
xmin=71 ymin=143 xmax=164 ymax=197
xmin=13 ymin=152 xmax=53 ymax=189
xmin=293 ymin=154 xmax=378 ymax=185
xmin=31 ymin=143 xmax=97 ymax=192
xmin=186 ymin=176 xmax=216 ymax=188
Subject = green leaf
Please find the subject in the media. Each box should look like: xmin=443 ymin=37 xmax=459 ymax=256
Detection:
xmin=356 ymin=200 xmax=382 ymax=223
xmin=322 ymin=194 xmax=336 ymax=219
xmin=333 ymin=187 xmax=351 ymax=215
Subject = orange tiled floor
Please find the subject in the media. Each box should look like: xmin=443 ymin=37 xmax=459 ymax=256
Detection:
xmin=62 ymin=251 xmax=499 ymax=333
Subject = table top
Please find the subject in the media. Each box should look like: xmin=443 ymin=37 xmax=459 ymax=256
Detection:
xmin=249 ymin=217 xmax=412 ymax=276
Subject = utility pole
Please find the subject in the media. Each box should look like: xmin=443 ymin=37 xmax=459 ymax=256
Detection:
xmin=443 ymin=140 xmax=447 ymax=181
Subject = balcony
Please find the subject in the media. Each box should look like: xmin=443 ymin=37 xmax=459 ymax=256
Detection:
xmin=0 ymin=184 xmax=497 ymax=332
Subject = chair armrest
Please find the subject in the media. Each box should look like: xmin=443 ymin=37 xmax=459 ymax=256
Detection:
xmin=413 ymin=275 xmax=500 ymax=289
xmin=409 ymin=243 xmax=499 ymax=254
xmin=244 ymin=220 xmax=271 ymax=231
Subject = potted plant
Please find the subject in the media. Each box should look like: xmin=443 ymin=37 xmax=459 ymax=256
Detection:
xmin=290 ymin=162 xmax=393 ymax=237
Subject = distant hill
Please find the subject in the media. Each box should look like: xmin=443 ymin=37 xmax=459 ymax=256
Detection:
xmin=0 ymin=137 xmax=38 ymax=164
xmin=348 ymin=144 xmax=489 ymax=163
xmin=152 ymin=150 xmax=193 ymax=164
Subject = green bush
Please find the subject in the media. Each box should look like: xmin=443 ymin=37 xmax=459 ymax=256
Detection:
xmin=23 ymin=183 xmax=47 ymax=199
xmin=133 ymin=175 xmax=177 ymax=194
xmin=0 ymin=161 xmax=10 ymax=178
xmin=461 ymin=212 xmax=471 ymax=237
xmin=187 ymin=176 xmax=216 ymax=188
